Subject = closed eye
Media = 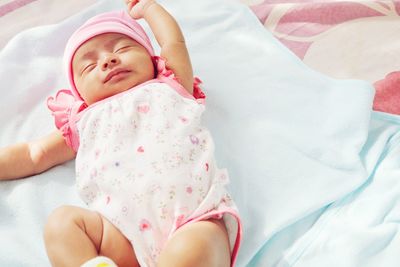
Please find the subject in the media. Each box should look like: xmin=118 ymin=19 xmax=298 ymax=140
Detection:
xmin=82 ymin=63 xmax=96 ymax=74
xmin=115 ymin=46 xmax=131 ymax=53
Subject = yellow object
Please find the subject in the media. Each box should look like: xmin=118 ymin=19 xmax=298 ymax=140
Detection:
xmin=96 ymin=263 xmax=110 ymax=267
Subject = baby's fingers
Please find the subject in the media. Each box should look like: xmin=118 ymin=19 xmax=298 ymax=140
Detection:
xmin=125 ymin=0 xmax=139 ymax=11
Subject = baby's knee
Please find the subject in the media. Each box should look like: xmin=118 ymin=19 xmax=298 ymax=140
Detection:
xmin=157 ymin=221 xmax=230 ymax=267
xmin=158 ymin=235 xmax=209 ymax=267
xmin=43 ymin=205 xmax=81 ymax=242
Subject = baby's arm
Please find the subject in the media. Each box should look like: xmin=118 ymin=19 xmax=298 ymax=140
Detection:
xmin=0 ymin=130 xmax=76 ymax=180
xmin=127 ymin=0 xmax=194 ymax=94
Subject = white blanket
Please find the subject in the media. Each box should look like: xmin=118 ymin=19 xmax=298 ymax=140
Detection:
xmin=0 ymin=0 xmax=387 ymax=266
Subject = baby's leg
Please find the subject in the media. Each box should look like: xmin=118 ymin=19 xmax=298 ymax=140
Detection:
xmin=157 ymin=218 xmax=231 ymax=267
xmin=43 ymin=205 xmax=139 ymax=267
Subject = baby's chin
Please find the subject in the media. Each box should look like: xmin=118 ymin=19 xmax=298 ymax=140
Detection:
xmin=88 ymin=84 xmax=138 ymax=105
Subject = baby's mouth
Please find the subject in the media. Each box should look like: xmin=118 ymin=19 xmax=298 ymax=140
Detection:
xmin=104 ymin=68 xmax=131 ymax=83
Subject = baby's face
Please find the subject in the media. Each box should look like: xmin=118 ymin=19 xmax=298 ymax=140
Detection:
xmin=72 ymin=32 xmax=155 ymax=105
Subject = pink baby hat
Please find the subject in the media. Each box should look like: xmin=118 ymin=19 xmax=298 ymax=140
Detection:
xmin=63 ymin=10 xmax=155 ymax=100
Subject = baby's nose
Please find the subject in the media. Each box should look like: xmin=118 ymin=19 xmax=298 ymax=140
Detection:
xmin=101 ymin=54 xmax=119 ymax=69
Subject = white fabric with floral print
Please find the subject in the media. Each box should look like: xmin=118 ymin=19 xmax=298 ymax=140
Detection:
xmin=74 ymin=81 xmax=240 ymax=267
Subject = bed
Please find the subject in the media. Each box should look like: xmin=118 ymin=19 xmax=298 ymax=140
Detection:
xmin=0 ymin=0 xmax=399 ymax=266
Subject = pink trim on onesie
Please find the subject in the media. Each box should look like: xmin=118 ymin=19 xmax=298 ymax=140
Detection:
xmin=173 ymin=208 xmax=242 ymax=267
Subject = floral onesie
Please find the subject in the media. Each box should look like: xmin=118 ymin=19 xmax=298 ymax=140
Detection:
xmin=47 ymin=58 xmax=242 ymax=267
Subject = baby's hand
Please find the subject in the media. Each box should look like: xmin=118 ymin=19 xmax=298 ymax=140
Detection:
xmin=125 ymin=0 xmax=156 ymax=19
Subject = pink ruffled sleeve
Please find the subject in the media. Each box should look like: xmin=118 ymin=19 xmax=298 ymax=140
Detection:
xmin=153 ymin=56 xmax=206 ymax=104
xmin=192 ymin=77 xmax=206 ymax=101
xmin=47 ymin=89 xmax=87 ymax=151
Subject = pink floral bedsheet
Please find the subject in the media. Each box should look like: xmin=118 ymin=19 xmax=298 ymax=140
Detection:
xmin=0 ymin=0 xmax=96 ymax=49
xmin=243 ymin=0 xmax=400 ymax=115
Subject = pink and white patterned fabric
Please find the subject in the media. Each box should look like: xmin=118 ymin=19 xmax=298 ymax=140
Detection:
xmin=74 ymin=80 xmax=241 ymax=267
xmin=244 ymin=0 xmax=400 ymax=115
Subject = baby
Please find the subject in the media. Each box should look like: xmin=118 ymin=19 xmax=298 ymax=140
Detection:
xmin=0 ymin=1 xmax=241 ymax=266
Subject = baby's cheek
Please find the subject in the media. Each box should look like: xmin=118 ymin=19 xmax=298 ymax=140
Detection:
xmin=77 ymin=81 xmax=95 ymax=104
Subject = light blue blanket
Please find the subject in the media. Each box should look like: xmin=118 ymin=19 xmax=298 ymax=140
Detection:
xmin=1 ymin=0 xmax=397 ymax=266
xmin=250 ymin=112 xmax=400 ymax=266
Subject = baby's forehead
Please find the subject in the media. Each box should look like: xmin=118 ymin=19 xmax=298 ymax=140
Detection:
xmin=73 ymin=32 xmax=136 ymax=63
